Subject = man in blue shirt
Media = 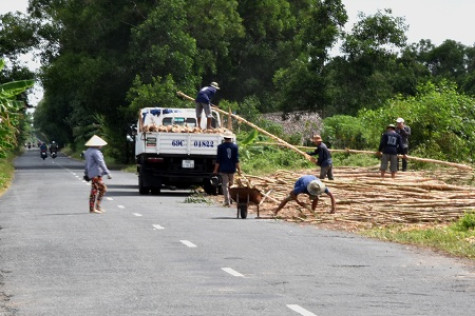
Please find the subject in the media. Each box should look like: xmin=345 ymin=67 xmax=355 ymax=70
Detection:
xmin=274 ymin=175 xmax=336 ymax=215
xmin=307 ymin=134 xmax=334 ymax=180
xmin=378 ymin=124 xmax=406 ymax=178
xmin=213 ymin=132 xmax=241 ymax=206
xmin=195 ymin=82 xmax=220 ymax=130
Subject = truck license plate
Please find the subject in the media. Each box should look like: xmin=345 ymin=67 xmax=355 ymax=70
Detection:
xmin=182 ymin=159 xmax=194 ymax=168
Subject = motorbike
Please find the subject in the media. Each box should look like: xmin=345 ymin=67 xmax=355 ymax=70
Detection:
xmin=51 ymin=151 xmax=57 ymax=159
xmin=40 ymin=151 xmax=47 ymax=160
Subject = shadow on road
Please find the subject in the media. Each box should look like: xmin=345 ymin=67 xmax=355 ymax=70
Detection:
xmin=40 ymin=213 xmax=90 ymax=216
xmin=106 ymin=190 xmax=191 ymax=198
xmin=106 ymin=184 xmax=138 ymax=189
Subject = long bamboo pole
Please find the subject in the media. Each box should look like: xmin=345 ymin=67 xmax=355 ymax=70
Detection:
xmin=177 ymin=91 xmax=315 ymax=162
xmin=255 ymin=142 xmax=473 ymax=171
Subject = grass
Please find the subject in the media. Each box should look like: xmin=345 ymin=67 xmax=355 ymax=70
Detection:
xmin=362 ymin=212 xmax=475 ymax=259
xmin=0 ymin=152 xmax=15 ymax=197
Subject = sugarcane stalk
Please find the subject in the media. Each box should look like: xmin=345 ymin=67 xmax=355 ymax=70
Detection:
xmin=176 ymin=91 xmax=315 ymax=162
xmin=257 ymin=142 xmax=473 ymax=171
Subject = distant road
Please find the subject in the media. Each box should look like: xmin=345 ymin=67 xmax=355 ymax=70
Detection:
xmin=0 ymin=150 xmax=474 ymax=316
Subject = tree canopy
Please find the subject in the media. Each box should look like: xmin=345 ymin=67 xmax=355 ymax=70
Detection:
xmin=1 ymin=1 xmax=474 ymax=161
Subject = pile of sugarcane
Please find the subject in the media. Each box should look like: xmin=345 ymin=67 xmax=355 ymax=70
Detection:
xmin=235 ymin=167 xmax=475 ymax=224
xmin=174 ymin=90 xmax=475 ymax=225
xmin=142 ymin=124 xmax=230 ymax=134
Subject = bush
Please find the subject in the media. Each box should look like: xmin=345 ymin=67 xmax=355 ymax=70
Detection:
xmin=453 ymin=212 xmax=475 ymax=232
xmin=322 ymin=115 xmax=373 ymax=149
xmin=321 ymin=81 xmax=475 ymax=164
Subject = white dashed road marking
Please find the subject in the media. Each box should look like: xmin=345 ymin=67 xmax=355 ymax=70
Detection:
xmin=286 ymin=304 xmax=317 ymax=316
xmin=133 ymin=213 xmax=142 ymax=217
xmin=106 ymin=197 xmax=114 ymax=201
xmin=221 ymin=267 xmax=244 ymax=277
xmin=153 ymin=224 xmax=164 ymax=230
xmin=180 ymin=240 xmax=197 ymax=248
xmin=118 ymin=205 xmax=125 ymax=209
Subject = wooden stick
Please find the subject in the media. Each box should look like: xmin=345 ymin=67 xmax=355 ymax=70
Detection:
xmin=177 ymin=91 xmax=315 ymax=162
xmin=256 ymin=142 xmax=473 ymax=171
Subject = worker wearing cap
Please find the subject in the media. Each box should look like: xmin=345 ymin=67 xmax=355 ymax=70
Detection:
xmin=274 ymin=175 xmax=336 ymax=215
xmin=213 ymin=132 xmax=242 ymax=207
xmin=396 ymin=117 xmax=411 ymax=171
xmin=195 ymin=82 xmax=220 ymax=130
xmin=307 ymin=134 xmax=334 ymax=180
xmin=84 ymin=135 xmax=112 ymax=214
xmin=378 ymin=124 xmax=406 ymax=178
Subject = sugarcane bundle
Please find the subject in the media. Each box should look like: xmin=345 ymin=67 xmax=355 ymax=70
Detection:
xmin=141 ymin=124 xmax=231 ymax=134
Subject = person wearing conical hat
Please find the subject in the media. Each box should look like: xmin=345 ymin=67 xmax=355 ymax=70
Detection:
xmin=273 ymin=175 xmax=335 ymax=215
xmin=84 ymin=135 xmax=112 ymax=214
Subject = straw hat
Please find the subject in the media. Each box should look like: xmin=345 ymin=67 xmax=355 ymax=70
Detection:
xmin=222 ymin=131 xmax=234 ymax=139
xmin=85 ymin=135 xmax=108 ymax=147
xmin=210 ymin=82 xmax=220 ymax=90
xmin=312 ymin=134 xmax=322 ymax=141
xmin=396 ymin=117 xmax=404 ymax=123
xmin=307 ymin=179 xmax=326 ymax=196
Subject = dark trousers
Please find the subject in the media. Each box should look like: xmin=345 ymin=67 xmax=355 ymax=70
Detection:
xmin=398 ymin=147 xmax=408 ymax=171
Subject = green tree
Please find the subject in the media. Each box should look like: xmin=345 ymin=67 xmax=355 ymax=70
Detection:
xmin=219 ymin=0 xmax=296 ymax=111
xmin=273 ymin=0 xmax=347 ymax=114
xmin=325 ymin=9 xmax=409 ymax=115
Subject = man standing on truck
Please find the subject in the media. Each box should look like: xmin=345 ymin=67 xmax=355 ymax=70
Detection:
xmin=213 ymin=131 xmax=241 ymax=207
xmin=195 ymin=82 xmax=220 ymax=130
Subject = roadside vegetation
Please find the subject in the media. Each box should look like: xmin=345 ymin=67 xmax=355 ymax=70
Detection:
xmin=0 ymin=153 xmax=15 ymax=196
xmin=0 ymin=59 xmax=34 ymax=196
xmin=363 ymin=212 xmax=475 ymax=259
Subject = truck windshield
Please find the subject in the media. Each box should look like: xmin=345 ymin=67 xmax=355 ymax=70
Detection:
xmin=162 ymin=117 xmax=197 ymax=127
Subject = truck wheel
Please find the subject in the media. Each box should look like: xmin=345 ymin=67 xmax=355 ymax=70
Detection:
xmin=139 ymin=177 xmax=150 ymax=195
xmin=239 ymin=204 xmax=248 ymax=219
xmin=151 ymin=187 xmax=161 ymax=195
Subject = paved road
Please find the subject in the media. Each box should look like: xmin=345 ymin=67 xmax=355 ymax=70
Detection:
xmin=0 ymin=150 xmax=474 ymax=316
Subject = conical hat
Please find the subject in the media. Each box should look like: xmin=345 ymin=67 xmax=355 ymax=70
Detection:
xmin=307 ymin=179 xmax=326 ymax=196
xmin=85 ymin=135 xmax=108 ymax=147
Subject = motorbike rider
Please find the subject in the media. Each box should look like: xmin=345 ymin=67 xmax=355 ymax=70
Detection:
xmin=40 ymin=142 xmax=47 ymax=152
xmin=49 ymin=141 xmax=58 ymax=155
xmin=40 ymin=142 xmax=48 ymax=159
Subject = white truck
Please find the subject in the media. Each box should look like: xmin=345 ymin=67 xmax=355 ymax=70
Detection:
xmin=135 ymin=107 xmax=234 ymax=194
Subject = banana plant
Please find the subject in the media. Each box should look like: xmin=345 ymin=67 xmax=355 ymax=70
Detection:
xmin=0 ymin=59 xmax=35 ymax=114
xmin=0 ymin=59 xmax=35 ymax=156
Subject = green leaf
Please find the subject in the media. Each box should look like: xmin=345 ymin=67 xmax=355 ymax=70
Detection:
xmin=0 ymin=80 xmax=35 ymax=98
xmin=240 ymin=129 xmax=259 ymax=146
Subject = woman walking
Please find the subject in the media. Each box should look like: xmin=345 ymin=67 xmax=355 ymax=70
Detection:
xmin=84 ymin=135 xmax=112 ymax=214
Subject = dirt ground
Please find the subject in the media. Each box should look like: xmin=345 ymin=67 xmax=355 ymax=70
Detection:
xmin=216 ymin=166 xmax=475 ymax=233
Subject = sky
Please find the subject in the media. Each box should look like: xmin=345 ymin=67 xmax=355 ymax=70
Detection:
xmin=1 ymin=0 xmax=475 ymax=46
xmin=342 ymin=0 xmax=475 ymax=47
xmin=1 ymin=0 xmax=475 ymax=105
